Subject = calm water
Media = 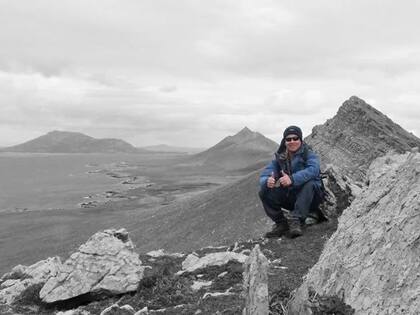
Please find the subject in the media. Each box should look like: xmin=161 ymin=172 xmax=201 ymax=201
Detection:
xmin=0 ymin=153 xmax=156 ymax=212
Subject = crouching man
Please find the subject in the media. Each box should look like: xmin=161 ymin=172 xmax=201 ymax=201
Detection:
xmin=259 ymin=126 xmax=324 ymax=238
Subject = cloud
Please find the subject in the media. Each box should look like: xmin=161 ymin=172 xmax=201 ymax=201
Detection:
xmin=0 ymin=1 xmax=419 ymax=147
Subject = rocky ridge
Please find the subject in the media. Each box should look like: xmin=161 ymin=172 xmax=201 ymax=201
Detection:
xmin=289 ymin=150 xmax=420 ymax=314
xmin=306 ymin=96 xmax=420 ymax=183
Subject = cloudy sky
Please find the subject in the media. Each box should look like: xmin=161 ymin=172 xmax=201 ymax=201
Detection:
xmin=1 ymin=0 xmax=419 ymax=148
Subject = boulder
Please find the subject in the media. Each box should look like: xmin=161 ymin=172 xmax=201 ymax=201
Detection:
xmin=0 ymin=257 xmax=61 ymax=304
xmin=288 ymin=151 xmax=420 ymax=314
xmin=40 ymin=228 xmax=144 ymax=303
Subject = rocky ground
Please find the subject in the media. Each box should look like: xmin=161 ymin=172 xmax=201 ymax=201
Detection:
xmin=0 ymin=219 xmax=337 ymax=315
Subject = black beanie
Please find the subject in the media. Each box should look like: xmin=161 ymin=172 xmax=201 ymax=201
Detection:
xmin=283 ymin=125 xmax=303 ymax=140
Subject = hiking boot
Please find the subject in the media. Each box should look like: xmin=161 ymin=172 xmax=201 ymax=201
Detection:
xmin=287 ymin=217 xmax=303 ymax=238
xmin=305 ymin=214 xmax=319 ymax=226
xmin=305 ymin=216 xmax=318 ymax=225
xmin=264 ymin=221 xmax=289 ymax=238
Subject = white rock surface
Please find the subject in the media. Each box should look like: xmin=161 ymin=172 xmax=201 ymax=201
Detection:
xmin=100 ymin=303 xmax=135 ymax=315
xmin=191 ymin=280 xmax=213 ymax=291
xmin=146 ymin=249 xmax=184 ymax=258
xmin=56 ymin=309 xmax=90 ymax=315
xmin=40 ymin=228 xmax=144 ymax=303
xmin=180 ymin=252 xmax=247 ymax=274
xmin=0 ymin=257 xmax=61 ymax=304
xmin=202 ymin=287 xmax=234 ymax=299
xmin=289 ymin=152 xmax=420 ymax=314
xmin=181 ymin=253 xmax=200 ymax=270
xmin=134 ymin=306 xmax=148 ymax=314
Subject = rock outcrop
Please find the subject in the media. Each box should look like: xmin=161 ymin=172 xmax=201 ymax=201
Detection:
xmin=243 ymin=245 xmax=269 ymax=315
xmin=40 ymin=228 xmax=144 ymax=303
xmin=288 ymin=150 xmax=420 ymax=314
xmin=306 ymin=96 xmax=420 ymax=183
xmin=0 ymin=257 xmax=61 ymax=304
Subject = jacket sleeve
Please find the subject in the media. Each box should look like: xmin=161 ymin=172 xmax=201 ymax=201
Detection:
xmin=291 ymin=151 xmax=320 ymax=187
xmin=259 ymin=160 xmax=278 ymax=190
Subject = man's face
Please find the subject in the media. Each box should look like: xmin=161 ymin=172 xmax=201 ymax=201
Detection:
xmin=285 ymin=134 xmax=302 ymax=153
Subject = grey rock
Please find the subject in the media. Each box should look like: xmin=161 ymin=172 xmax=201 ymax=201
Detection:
xmin=57 ymin=309 xmax=90 ymax=315
xmin=40 ymin=229 xmax=144 ymax=303
xmin=306 ymin=96 xmax=420 ymax=183
xmin=0 ymin=257 xmax=61 ymax=305
xmin=242 ymin=245 xmax=269 ymax=315
xmin=288 ymin=152 xmax=420 ymax=314
xmin=178 ymin=252 xmax=247 ymax=274
xmin=100 ymin=304 xmax=135 ymax=315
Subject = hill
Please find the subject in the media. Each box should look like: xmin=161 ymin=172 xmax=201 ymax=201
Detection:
xmin=306 ymin=96 xmax=420 ymax=182
xmin=127 ymin=96 xmax=420 ymax=252
xmin=187 ymin=127 xmax=278 ymax=172
xmin=127 ymin=170 xmax=269 ymax=254
xmin=2 ymin=131 xmax=144 ymax=153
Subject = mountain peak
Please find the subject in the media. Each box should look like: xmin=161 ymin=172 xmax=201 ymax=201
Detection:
xmin=190 ymin=127 xmax=278 ymax=171
xmin=306 ymin=96 xmax=420 ymax=181
xmin=237 ymin=126 xmax=253 ymax=135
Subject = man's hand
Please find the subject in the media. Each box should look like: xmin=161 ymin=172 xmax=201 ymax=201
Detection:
xmin=279 ymin=171 xmax=292 ymax=187
xmin=267 ymin=172 xmax=275 ymax=188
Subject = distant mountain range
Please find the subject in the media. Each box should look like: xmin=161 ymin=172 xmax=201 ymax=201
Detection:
xmin=187 ymin=127 xmax=278 ymax=172
xmin=1 ymin=131 xmax=144 ymax=154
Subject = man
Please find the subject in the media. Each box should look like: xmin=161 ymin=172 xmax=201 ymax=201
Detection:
xmin=259 ymin=126 xmax=323 ymax=238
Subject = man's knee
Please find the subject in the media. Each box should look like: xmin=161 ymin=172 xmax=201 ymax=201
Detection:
xmin=298 ymin=180 xmax=317 ymax=195
xmin=302 ymin=180 xmax=316 ymax=189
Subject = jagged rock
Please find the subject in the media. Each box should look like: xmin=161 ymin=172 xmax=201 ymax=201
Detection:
xmin=306 ymin=96 xmax=420 ymax=183
xmin=242 ymin=245 xmax=269 ymax=315
xmin=40 ymin=229 xmax=144 ymax=303
xmin=134 ymin=307 xmax=148 ymax=314
xmin=0 ymin=257 xmax=61 ymax=304
xmin=319 ymin=165 xmax=359 ymax=218
xmin=178 ymin=252 xmax=248 ymax=274
xmin=288 ymin=152 xmax=420 ymax=314
xmin=100 ymin=303 xmax=135 ymax=315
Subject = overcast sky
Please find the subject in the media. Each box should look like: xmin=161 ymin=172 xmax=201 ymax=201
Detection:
xmin=1 ymin=0 xmax=419 ymax=148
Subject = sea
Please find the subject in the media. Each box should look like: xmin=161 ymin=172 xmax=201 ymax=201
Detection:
xmin=0 ymin=152 xmax=155 ymax=213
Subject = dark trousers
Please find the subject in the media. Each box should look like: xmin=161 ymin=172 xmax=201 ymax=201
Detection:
xmin=259 ymin=180 xmax=321 ymax=223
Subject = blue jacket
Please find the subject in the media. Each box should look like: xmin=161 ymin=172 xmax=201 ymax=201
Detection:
xmin=259 ymin=142 xmax=321 ymax=191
